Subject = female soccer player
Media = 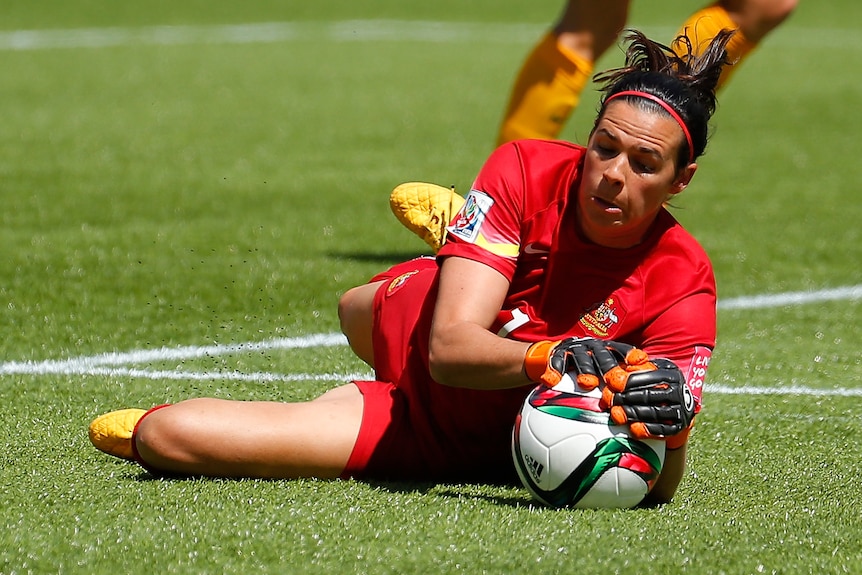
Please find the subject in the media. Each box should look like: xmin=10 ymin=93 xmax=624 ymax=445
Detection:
xmin=90 ymin=29 xmax=730 ymax=505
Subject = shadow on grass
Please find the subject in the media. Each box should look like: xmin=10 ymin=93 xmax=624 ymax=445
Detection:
xmin=131 ymin=471 xmax=534 ymax=508
xmin=366 ymin=480 xmax=669 ymax=510
xmin=328 ymin=251 xmax=432 ymax=265
xmin=130 ymin=471 xmax=667 ymax=511
xmin=365 ymin=479 xmax=535 ymax=509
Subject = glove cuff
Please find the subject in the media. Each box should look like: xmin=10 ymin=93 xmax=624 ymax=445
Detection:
xmin=524 ymin=340 xmax=557 ymax=383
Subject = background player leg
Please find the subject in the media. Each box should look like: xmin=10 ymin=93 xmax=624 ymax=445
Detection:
xmin=496 ymin=0 xmax=796 ymax=145
xmin=675 ymin=0 xmax=797 ymax=88
xmin=496 ymin=0 xmax=630 ymax=145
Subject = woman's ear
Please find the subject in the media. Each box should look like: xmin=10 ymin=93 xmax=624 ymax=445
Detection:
xmin=670 ymin=163 xmax=697 ymax=195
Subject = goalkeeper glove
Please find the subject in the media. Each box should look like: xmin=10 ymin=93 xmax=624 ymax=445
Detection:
xmin=600 ymin=357 xmax=696 ymax=448
xmin=523 ymin=337 xmax=647 ymax=389
xmin=525 ymin=338 xmax=695 ymax=447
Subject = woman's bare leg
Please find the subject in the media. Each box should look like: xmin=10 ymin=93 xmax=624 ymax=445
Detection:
xmin=134 ymin=383 xmax=365 ymax=479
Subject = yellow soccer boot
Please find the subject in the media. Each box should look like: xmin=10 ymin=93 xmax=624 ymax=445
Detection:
xmin=88 ymin=408 xmax=146 ymax=460
xmin=390 ymin=182 xmax=466 ymax=253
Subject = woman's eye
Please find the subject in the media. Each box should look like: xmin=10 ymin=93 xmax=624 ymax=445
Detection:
xmin=595 ymin=144 xmax=614 ymax=157
xmin=633 ymin=159 xmax=656 ymax=173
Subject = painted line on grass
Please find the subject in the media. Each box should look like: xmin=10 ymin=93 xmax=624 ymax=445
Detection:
xmin=0 ymin=21 xmax=858 ymax=51
xmin=0 ymin=332 xmax=347 ymax=374
xmin=40 ymin=366 xmax=366 ymax=384
xmin=707 ymin=384 xmax=862 ymax=397
xmin=717 ymin=284 xmax=862 ymax=310
xmin=1 ymin=284 xmax=860 ymax=397
xmin=0 ymin=21 xmax=542 ymax=50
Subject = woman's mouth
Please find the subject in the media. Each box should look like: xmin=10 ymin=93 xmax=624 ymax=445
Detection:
xmin=592 ymin=195 xmax=622 ymax=214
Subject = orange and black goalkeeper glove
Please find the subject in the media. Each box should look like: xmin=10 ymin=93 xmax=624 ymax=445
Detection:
xmin=525 ymin=338 xmax=695 ymax=448
xmin=523 ymin=337 xmax=648 ymax=389
xmin=524 ymin=337 xmax=604 ymax=388
xmin=600 ymin=356 xmax=696 ymax=448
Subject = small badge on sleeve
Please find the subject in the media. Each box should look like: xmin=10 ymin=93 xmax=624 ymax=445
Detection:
xmin=447 ymin=190 xmax=494 ymax=244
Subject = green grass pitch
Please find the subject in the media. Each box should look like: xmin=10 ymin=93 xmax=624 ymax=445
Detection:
xmin=1 ymin=1 xmax=861 ymax=573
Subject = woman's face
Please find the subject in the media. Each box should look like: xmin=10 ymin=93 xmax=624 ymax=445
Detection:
xmin=577 ymin=100 xmax=697 ymax=249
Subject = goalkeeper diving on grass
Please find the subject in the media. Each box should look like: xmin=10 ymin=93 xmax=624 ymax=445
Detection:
xmin=90 ymin=29 xmax=728 ymax=506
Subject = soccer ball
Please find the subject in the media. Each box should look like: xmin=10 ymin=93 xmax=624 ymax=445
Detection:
xmin=512 ymin=372 xmax=666 ymax=509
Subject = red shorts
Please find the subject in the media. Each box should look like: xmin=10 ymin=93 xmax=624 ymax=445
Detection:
xmin=340 ymin=258 xmax=526 ymax=483
xmin=339 ymin=379 xmax=429 ymax=480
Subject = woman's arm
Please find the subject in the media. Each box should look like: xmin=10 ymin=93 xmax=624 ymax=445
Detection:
xmin=428 ymin=256 xmax=533 ymax=390
xmin=642 ymin=443 xmax=687 ymax=505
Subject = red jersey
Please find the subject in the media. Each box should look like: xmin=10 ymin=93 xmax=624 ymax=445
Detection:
xmin=440 ymin=139 xmax=716 ymax=403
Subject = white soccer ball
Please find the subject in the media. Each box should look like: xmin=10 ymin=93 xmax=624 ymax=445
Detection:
xmin=512 ymin=372 xmax=666 ymax=509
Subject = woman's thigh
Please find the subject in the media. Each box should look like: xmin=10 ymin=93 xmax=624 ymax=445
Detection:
xmin=135 ymin=383 xmax=364 ymax=479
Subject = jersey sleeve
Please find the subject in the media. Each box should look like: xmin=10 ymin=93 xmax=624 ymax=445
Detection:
xmin=438 ymin=143 xmax=526 ymax=280
xmin=641 ymin=289 xmax=716 ymax=414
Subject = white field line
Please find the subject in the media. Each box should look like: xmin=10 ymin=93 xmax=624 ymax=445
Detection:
xmin=717 ymin=284 xmax=862 ymax=310
xmin=1 ymin=284 xmax=860 ymax=396
xmin=0 ymin=21 xmax=858 ymax=52
xmin=0 ymin=21 xmax=544 ymax=50
xmin=708 ymin=384 xmax=862 ymax=397
xmin=43 ymin=366 xmax=367 ymax=384
xmin=0 ymin=333 xmax=349 ymax=374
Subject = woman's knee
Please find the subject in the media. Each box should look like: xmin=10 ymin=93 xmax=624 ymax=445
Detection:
xmin=338 ymin=286 xmax=366 ymax=337
xmin=338 ymin=283 xmax=379 ymax=366
xmin=134 ymin=398 xmax=215 ymax=466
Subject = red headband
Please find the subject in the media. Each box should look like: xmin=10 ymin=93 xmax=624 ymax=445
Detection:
xmin=605 ymin=90 xmax=694 ymax=164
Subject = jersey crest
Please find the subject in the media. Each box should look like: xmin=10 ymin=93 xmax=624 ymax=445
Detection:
xmin=578 ymin=296 xmax=625 ymax=338
xmin=385 ymin=270 xmax=419 ymax=297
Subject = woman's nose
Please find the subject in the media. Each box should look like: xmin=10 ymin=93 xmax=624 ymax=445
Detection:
xmin=602 ymin=155 xmax=625 ymax=184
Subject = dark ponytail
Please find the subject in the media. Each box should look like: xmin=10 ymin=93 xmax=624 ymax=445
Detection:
xmin=592 ymin=29 xmax=734 ymax=166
